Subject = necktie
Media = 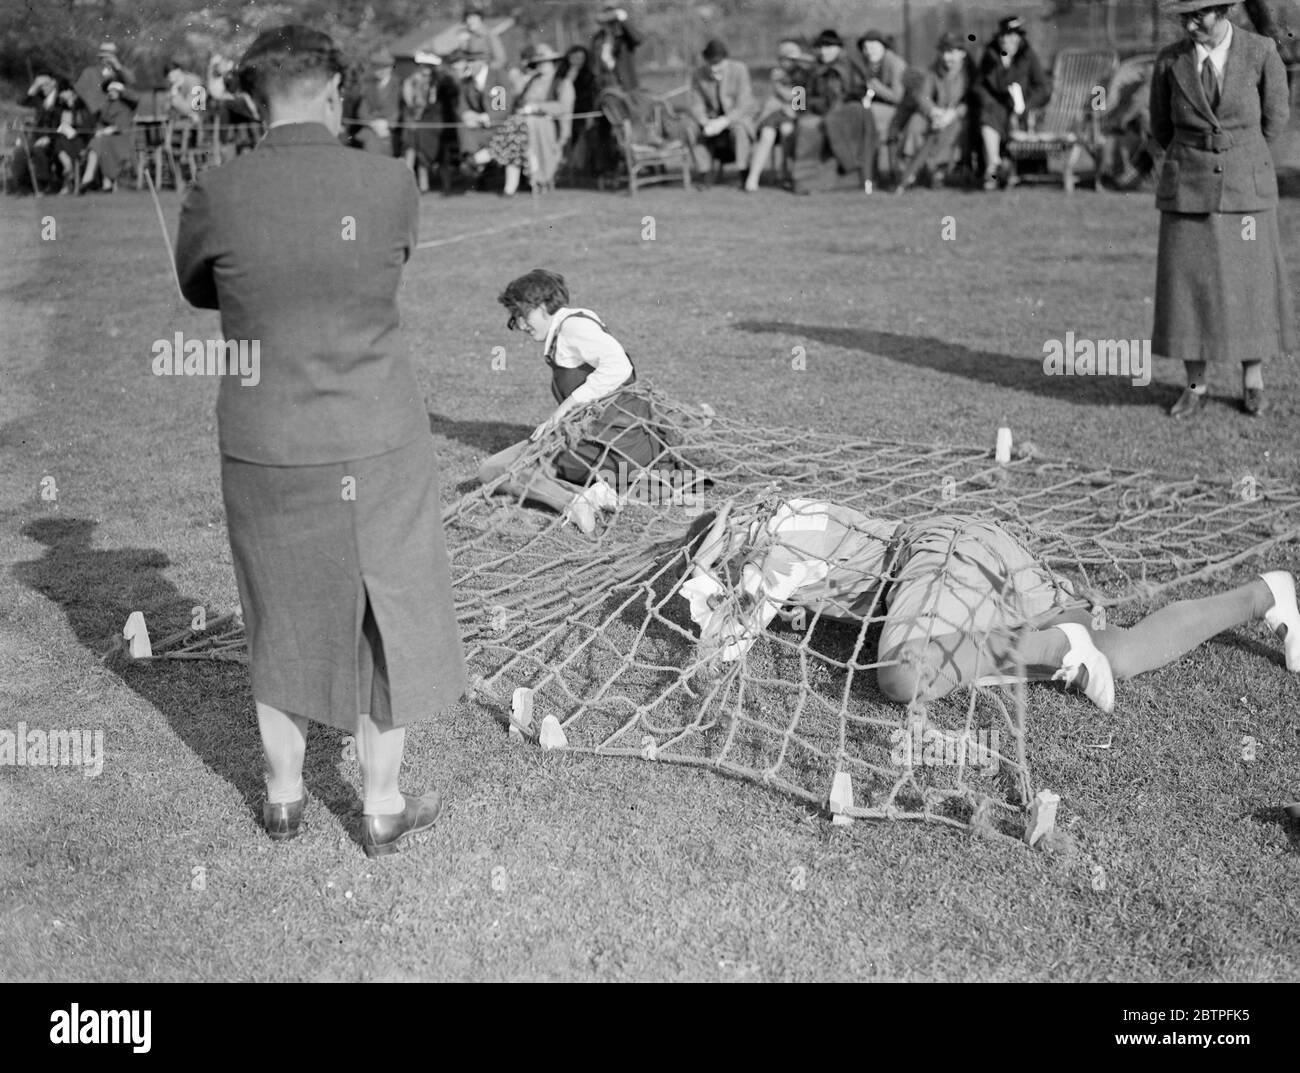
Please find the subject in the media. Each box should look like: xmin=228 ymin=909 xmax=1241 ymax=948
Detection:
xmin=1200 ymin=57 xmax=1219 ymax=111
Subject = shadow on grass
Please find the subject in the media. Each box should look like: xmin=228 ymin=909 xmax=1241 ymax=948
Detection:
xmin=1250 ymin=805 xmax=1300 ymax=852
xmin=12 ymin=517 xmax=363 ymax=840
xmin=733 ymin=320 xmax=1169 ymax=408
xmin=428 ymin=411 xmax=532 ymax=454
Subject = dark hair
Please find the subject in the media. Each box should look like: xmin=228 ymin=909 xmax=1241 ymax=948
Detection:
xmin=702 ymin=38 xmax=728 ymax=63
xmin=164 ymin=58 xmax=185 ymax=74
xmin=498 ymin=269 xmax=570 ymax=324
xmin=236 ymin=24 xmax=345 ymax=103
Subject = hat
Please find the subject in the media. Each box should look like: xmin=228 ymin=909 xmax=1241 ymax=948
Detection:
xmin=527 ymin=43 xmax=563 ymax=66
xmin=859 ymin=29 xmax=887 ymax=45
xmin=812 ymin=29 xmax=843 ymax=48
xmin=369 ymin=46 xmax=394 ymax=68
xmin=936 ymin=32 xmax=966 ymax=52
xmin=97 ymin=42 xmax=118 ymax=57
xmin=412 ymin=50 xmax=442 ymax=67
xmin=702 ymin=38 xmax=729 ymax=63
xmin=597 ymin=4 xmax=620 ymax=22
xmin=776 ymin=40 xmax=811 ymax=62
xmin=997 ymin=16 xmax=1027 ymax=36
xmin=1162 ymin=0 xmax=1234 ymax=13
xmin=105 ymin=79 xmax=125 ymax=93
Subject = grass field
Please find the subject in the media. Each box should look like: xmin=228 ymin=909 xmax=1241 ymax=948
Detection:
xmin=2 ymin=160 xmax=1299 ymax=981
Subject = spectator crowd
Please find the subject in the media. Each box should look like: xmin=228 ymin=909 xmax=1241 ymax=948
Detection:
xmin=14 ymin=1 xmax=1290 ymax=199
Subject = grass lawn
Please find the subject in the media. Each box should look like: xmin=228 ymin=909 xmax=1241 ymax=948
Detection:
xmin=1 ymin=164 xmax=1299 ymax=982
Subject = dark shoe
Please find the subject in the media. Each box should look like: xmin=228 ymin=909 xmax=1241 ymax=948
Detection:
xmin=1242 ymin=388 xmax=1265 ymax=416
xmin=1169 ymin=388 xmax=1207 ymax=418
xmin=263 ymin=794 xmax=306 ymax=841
xmin=361 ymin=791 xmax=443 ymax=858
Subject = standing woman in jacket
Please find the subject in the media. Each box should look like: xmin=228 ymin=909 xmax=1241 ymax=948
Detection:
xmin=973 ymin=15 xmax=1051 ymax=189
xmin=1151 ymin=1 xmax=1295 ymax=417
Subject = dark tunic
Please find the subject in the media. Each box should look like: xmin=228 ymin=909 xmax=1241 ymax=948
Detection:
xmin=544 ymin=311 xmax=666 ymax=484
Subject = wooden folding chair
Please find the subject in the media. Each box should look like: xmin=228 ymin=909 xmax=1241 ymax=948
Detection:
xmin=598 ymin=87 xmax=692 ymax=196
xmin=1007 ymin=49 xmax=1118 ymax=193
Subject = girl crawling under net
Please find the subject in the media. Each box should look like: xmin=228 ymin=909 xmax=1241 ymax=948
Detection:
xmin=679 ymin=498 xmax=1300 ymax=710
xmin=479 ymin=269 xmax=681 ymax=534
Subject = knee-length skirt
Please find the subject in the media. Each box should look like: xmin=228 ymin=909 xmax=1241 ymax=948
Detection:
xmin=1152 ymin=209 xmax=1297 ymax=365
xmin=221 ymin=436 xmax=467 ymax=731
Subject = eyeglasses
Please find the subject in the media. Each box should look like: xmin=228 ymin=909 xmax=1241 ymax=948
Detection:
xmin=1183 ymin=9 xmax=1219 ymax=25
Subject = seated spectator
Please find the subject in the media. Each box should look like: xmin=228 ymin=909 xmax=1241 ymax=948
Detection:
xmin=791 ymin=29 xmax=876 ymax=195
xmin=81 ymin=79 xmax=138 ymax=191
xmin=688 ymin=38 xmax=755 ymax=181
xmin=356 ymin=47 xmax=402 ymax=156
xmin=454 ymin=46 xmax=513 ymax=177
xmin=894 ymin=32 xmax=974 ymax=190
xmin=744 ymin=38 xmax=813 ymax=191
xmin=20 ymin=72 xmax=61 ymax=193
xmin=411 ymin=56 xmax=463 ymax=194
xmin=489 ymin=44 xmax=575 ymax=196
xmin=52 ymin=82 xmax=93 ymax=195
xmin=856 ymin=29 xmax=909 ymax=184
xmin=973 ymin=15 xmax=1051 ymax=190
xmin=400 ymin=57 xmax=437 ymax=188
xmin=591 ymin=4 xmax=642 ymax=91
xmin=218 ymin=61 xmax=262 ymax=161
xmin=560 ymin=45 xmax=600 ymax=181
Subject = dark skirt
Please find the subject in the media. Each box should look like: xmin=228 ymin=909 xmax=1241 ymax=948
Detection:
xmin=552 ymin=390 xmax=671 ymax=485
xmin=221 ymin=436 xmax=467 ymax=731
xmin=1153 ymin=209 xmax=1297 ymax=365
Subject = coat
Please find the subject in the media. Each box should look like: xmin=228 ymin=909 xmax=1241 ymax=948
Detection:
xmin=1149 ymin=25 xmax=1290 ymax=214
xmin=689 ymin=58 xmax=755 ymax=134
xmin=175 ymin=121 xmax=466 ymax=729
xmin=973 ymin=41 xmax=1051 ymax=138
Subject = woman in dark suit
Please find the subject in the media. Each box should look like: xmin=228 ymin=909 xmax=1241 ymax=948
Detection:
xmin=973 ymin=15 xmax=1051 ymax=189
xmin=1151 ymin=1 xmax=1295 ymax=417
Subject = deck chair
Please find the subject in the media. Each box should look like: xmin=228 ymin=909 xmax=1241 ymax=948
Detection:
xmin=1007 ymin=49 xmax=1117 ymax=193
xmin=598 ymin=87 xmax=692 ymax=196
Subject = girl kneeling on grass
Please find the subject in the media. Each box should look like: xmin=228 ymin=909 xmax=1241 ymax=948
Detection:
xmin=481 ymin=268 xmax=674 ymax=533
xmin=680 ymin=499 xmax=1300 ymax=711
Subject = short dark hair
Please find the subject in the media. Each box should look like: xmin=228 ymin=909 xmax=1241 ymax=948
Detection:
xmin=236 ymin=24 xmax=344 ymax=104
xmin=498 ymin=269 xmax=570 ymax=323
xmin=702 ymin=39 xmax=728 ymax=63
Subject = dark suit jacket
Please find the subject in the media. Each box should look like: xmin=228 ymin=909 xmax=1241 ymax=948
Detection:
xmin=1150 ymin=26 xmax=1290 ymax=214
xmin=175 ymin=122 xmax=427 ymax=465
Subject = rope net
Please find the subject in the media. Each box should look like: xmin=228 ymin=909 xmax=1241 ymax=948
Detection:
xmin=143 ymin=384 xmax=1300 ymax=842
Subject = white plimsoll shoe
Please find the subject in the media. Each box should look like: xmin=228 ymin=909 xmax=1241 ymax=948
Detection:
xmin=562 ymin=493 xmax=597 ymax=535
xmin=1260 ymin=571 xmax=1300 ymax=672
xmin=1051 ymin=622 xmax=1115 ymax=714
xmin=586 ymin=478 xmax=620 ymax=513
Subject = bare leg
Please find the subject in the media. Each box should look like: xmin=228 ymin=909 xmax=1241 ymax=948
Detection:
xmin=877 ymin=580 xmax=1273 ymax=703
xmin=980 ymin=124 xmax=1000 ymax=185
xmin=479 ymin=439 xmax=584 ymax=514
xmin=1243 ymin=361 xmax=1263 ymax=391
xmin=256 ymin=701 xmax=309 ymax=803
xmin=82 ymin=150 xmax=99 ymax=186
xmin=503 ymin=163 xmax=521 ymax=195
xmin=745 ymin=126 xmax=777 ymax=191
